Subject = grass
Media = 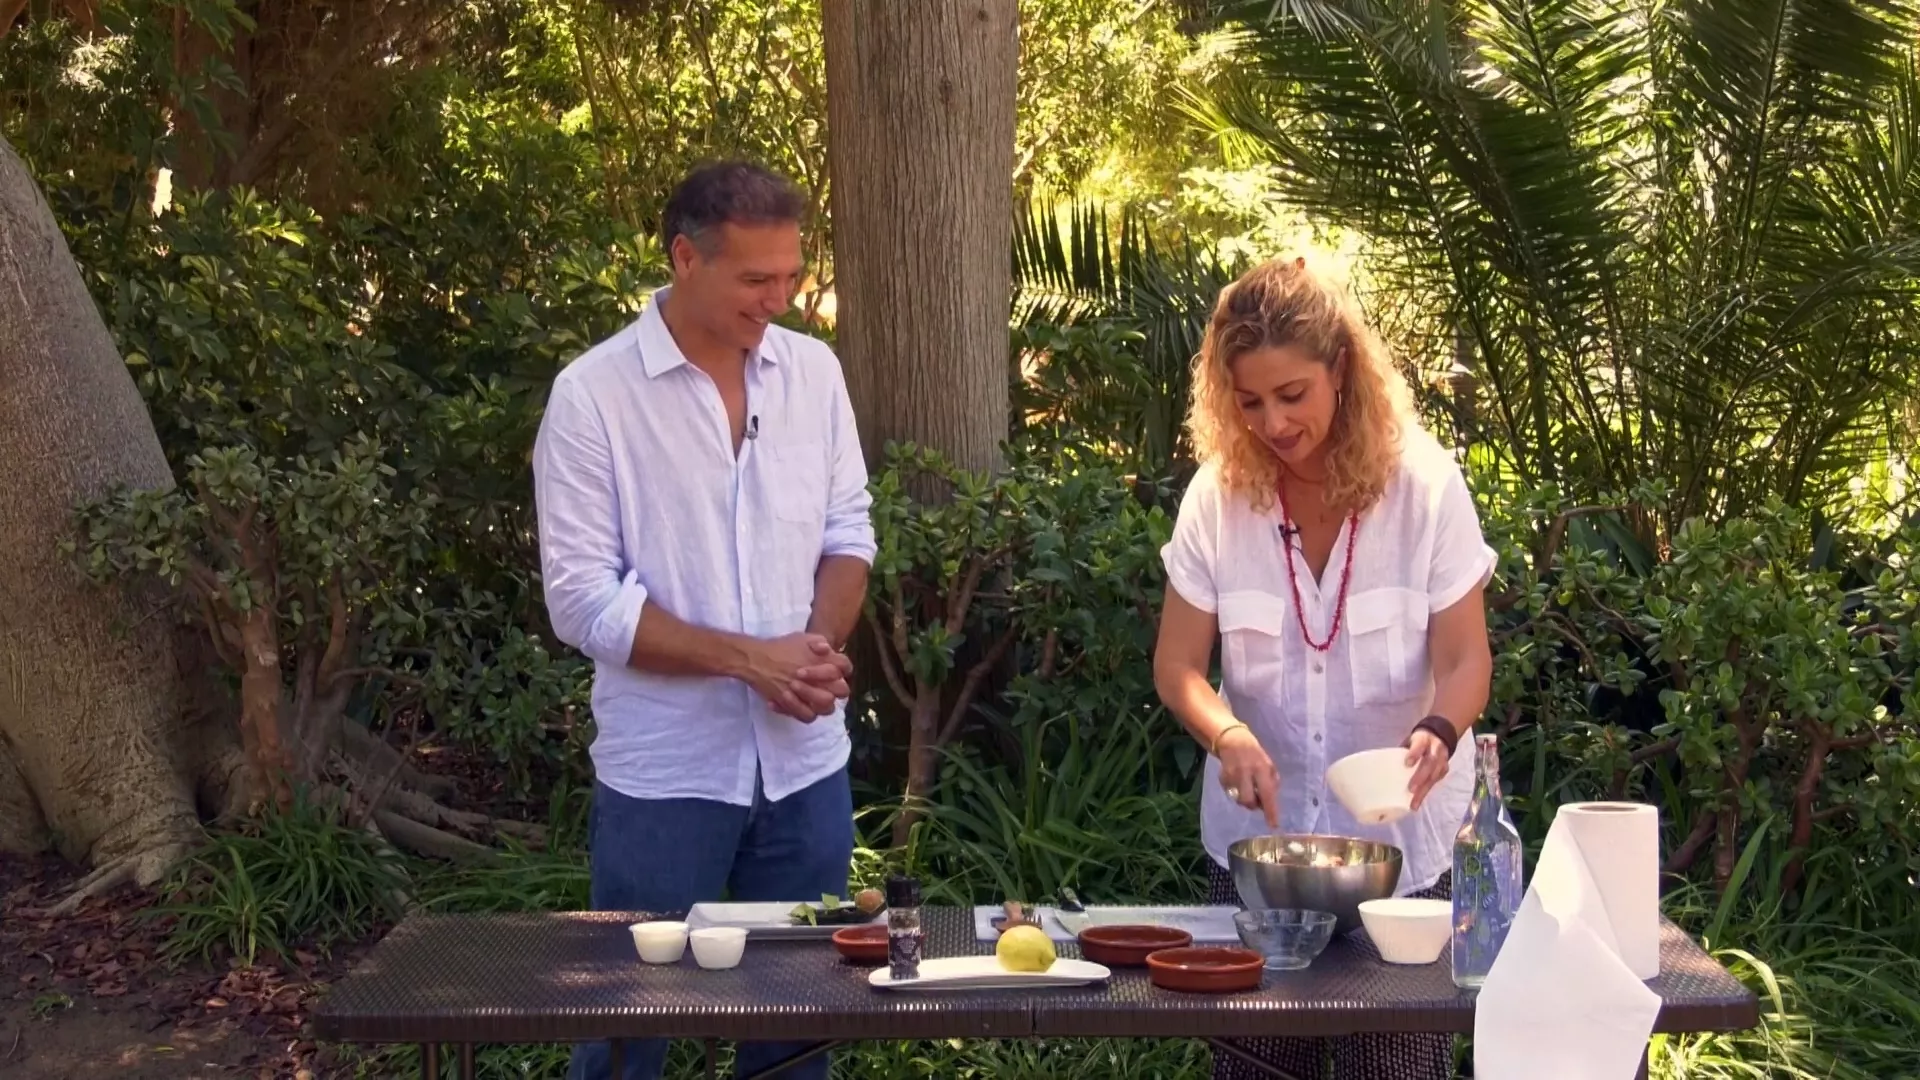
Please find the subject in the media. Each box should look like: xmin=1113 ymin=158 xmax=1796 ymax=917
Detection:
xmin=1648 ymin=920 xmax=1920 ymax=1080
xmin=908 ymin=706 xmax=1206 ymax=908
xmin=413 ymin=844 xmax=590 ymax=914
xmin=146 ymin=789 xmax=409 ymax=966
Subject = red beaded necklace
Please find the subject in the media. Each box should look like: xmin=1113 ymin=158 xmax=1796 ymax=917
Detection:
xmin=1276 ymin=474 xmax=1359 ymax=652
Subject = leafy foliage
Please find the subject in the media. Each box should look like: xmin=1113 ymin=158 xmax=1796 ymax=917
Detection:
xmin=70 ymin=437 xmax=434 ymax=655
xmin=861 ymin=437 xmax=1176 ymax=845
xmin=1012 ymin=0 xmax=1216 ymax=198
xmin=1199 ymin=0 xmax=1920 ymax=527
xmin=55 ymin=162 xmax=648 ymax=795
xmin=1480 ymin=479 xmax=1920 ymax=910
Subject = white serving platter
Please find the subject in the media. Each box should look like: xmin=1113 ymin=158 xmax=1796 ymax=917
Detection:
xmin=971 ymin=905 xmax=1242 ymax=943
xmin=686 ymin=902 xmax=882 ymax=940
xmin=867 ymin=956 xmax=1112 ymax=991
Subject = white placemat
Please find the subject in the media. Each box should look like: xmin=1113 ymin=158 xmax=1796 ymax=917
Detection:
xmin=970 ymin=905 xmax=1243 ymax=943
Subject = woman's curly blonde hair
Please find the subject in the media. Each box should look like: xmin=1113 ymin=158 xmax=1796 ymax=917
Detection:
xmin=1186 ymin=256 xmax=1416 ymax=514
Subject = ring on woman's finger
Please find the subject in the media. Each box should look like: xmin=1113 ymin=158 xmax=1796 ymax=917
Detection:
xmin=1224 ymin=786 xmax=1241 ymax=801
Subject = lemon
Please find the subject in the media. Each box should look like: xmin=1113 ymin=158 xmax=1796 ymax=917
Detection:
xmin=995 ymin=924 xmax=1057 ymax=973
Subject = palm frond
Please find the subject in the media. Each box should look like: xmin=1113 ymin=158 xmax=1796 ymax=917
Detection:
xmin=1010 ymin=201 xmax=1237 ymax=476
xmin=1206 ymin=0 xmax=1920 ymax=526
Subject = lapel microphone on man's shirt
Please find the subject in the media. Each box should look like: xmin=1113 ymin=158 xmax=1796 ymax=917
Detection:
xmin=747 ymin=415 xmax=759 ymax=440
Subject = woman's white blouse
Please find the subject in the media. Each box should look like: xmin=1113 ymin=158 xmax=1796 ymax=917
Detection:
xmin=1162 ymin=424 xmax=1497 ymax=894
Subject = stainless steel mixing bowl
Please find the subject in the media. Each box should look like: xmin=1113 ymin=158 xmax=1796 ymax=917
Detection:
xmin=1228 ymin=834 xmax=1405 ymax=937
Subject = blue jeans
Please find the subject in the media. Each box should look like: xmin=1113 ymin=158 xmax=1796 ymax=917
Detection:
xmin=567 ymin=768 xmax=855 ymax=1080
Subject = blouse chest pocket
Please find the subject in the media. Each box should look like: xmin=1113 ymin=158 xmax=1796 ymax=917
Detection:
xmin=1346 ymin=588 xmax=1431 ymax=706
xmin=1216 ymin=591 xmax=1289 ymax=704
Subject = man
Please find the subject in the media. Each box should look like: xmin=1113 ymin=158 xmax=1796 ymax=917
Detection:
xmin=533 ymin=162 xmax=875 ymax=1080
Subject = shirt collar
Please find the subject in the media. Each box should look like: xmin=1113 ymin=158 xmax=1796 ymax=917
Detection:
xmin=636 ymin=286 xmax=779 ymax=379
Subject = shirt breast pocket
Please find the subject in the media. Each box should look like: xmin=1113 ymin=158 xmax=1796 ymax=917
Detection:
xmin=762 ymin=438 xmax=828 ymax=526
xmin=1346 ymin=588 xmax=1430 ymax=706
xmin=1216 ymin=591 xmax=1289 ymax=704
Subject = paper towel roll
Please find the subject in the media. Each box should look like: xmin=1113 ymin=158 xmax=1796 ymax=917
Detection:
xmin=1560 ymin=801 xmax=1661 ymax=979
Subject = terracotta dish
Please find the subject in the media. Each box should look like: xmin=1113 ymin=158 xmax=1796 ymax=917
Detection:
xmin=1076 ymin=924 xmax=1193 ymax=967
xmin=831 ymin=924 xmax=890 ymax=965
xmin=1145 ymin=946 xmax=1265 ymax=993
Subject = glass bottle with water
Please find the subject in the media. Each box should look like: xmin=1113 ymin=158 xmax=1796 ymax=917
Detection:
xmin=1451 ymin=733 xmax=1523 ymax=988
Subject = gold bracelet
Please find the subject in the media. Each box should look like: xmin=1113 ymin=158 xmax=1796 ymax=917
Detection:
xmin=1209 ymin=721 xmax=1249 ymax=756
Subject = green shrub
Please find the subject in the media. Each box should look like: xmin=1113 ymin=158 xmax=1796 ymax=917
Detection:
xmin=1478 ymin=479 xmax=1920 ymax=920
xmin=857 ymin=436 xmax=1174 ymax=849
xmin=52 ymin=160 xmax=651 ymax=794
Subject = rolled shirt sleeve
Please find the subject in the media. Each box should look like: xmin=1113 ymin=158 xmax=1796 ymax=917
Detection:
xmin=532 ymin=376 xmax=651 ymax=667
xmin=1161 ymin=466 xmax=1222 ymax=613
xmin=1427 ymin=463 xmax=1498 ymax=613
xmin=819 ymin=362 xmax=878 ymax=564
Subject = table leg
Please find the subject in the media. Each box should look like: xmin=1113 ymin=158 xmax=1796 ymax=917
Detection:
xmin=1205 ymin=1038 xmax=1310 ymax=1080
xmin=610 ymin=1039 xmax=625 ymax=1077
xmin=458 ymin=1043 xmax=474 ymax=1080
xmin=420 ymin=1042 xmax=439 ymax=1079
xmin=705 ymin=1038 xmax=719 ymax=1080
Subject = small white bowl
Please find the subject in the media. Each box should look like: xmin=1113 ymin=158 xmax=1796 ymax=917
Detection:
xmin=1358 ymin=898 xmax=1451 ymax=965
xmin=689 ymin=927 xmax=748 ymax=970
xmin=630 ymin=921 xmax=689 ymax=964
xmin=1326 ymin=747 xmax=1417 ymax=825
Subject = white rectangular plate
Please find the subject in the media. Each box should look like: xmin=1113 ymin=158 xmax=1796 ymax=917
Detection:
xmin=868 ymin=956 xmax=1111 ymax=991
xmin=972 ymin=905 xmax=1242 ymax=943
xmin=686 ymin=902 xmax=881 ymax=939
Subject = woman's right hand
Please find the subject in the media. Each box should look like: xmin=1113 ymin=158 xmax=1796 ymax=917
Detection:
xmin=1216 ymin=725 xmax=1280 ymax=828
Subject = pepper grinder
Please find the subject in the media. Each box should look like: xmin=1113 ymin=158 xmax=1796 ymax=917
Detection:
xmin=885 ymin=874 xmax=923 ymax=980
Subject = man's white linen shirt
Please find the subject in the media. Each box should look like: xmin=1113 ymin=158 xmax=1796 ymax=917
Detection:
xmin=533 ymin=287 xmax=877 ymax=806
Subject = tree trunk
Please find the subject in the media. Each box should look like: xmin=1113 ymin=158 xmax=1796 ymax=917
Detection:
xmin=0 ymin=134 xmax=205 ymax=888
xmin=894 ymin=692 xmax=942 ymax=851
xmin=821 ymin=0 xmax=1019 ymax=478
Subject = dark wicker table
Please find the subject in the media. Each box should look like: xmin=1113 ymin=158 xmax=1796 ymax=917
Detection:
xmin=312 ymin=906 xmax=1759 ymax=1079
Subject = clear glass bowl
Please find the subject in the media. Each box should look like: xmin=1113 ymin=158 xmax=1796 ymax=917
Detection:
xmin=1233 ymin=908 xmax=1338 ymax=970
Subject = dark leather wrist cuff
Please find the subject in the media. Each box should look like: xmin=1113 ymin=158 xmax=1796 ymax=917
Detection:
xmin=1404 ymin=715 xmax=1461 ymax=757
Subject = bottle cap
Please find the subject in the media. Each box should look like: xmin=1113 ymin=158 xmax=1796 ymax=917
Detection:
xmin=885 ymin=874 xmax=920 ymax=908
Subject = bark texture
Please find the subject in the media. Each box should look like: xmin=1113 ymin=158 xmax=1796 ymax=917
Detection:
xmin=821 ymin=0 xmax=1020 ymax=477
xmin=0 ymin=134 xmax=202 ymax=879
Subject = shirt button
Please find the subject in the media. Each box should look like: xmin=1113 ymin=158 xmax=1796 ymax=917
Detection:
xmin=1314 ymin=734 xmax=1322 ymax=743
xmin=1312 ymin=660 xmax=1324 ymax=673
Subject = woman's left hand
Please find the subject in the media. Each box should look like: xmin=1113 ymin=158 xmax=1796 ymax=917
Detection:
xmin=1404 ymin=730 xmax=1452 ymax=810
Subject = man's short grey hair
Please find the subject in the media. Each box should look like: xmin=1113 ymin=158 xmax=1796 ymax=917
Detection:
xmin=662 ymin=161 xmax=808 ymax=256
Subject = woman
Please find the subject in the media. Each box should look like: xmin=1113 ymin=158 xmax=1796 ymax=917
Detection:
xmin=1154 ymin=256 xmax=1495 ymax=1080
